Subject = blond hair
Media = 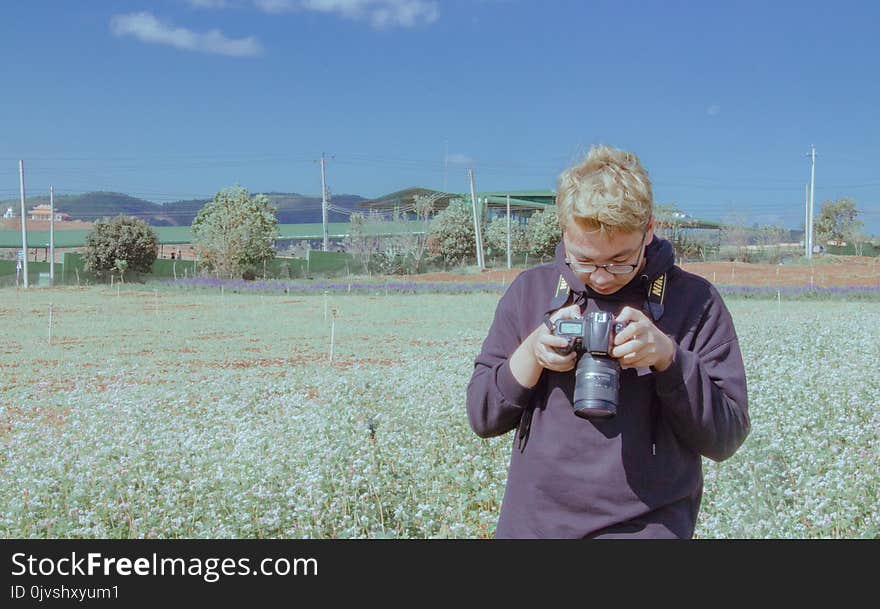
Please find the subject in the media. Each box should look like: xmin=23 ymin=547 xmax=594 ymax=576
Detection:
xmin=556 ymin=145 xmax=653 ymax=236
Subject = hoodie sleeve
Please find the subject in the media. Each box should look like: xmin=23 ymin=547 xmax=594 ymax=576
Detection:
xmin=652 ymin=287 xmax=750 ymax=462
xmin=466 ymin=278 xmax=538 ymax=439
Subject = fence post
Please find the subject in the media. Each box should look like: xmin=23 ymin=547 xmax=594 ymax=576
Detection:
xmin=329 ymin=307 xmax=337 ymax=365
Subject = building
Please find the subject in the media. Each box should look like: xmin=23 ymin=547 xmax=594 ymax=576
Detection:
xmin=3 ymin=208 xmax=14 ymax=219
xmin=358 ymin=187 xmax=556 ymax=224
xmin=28 ymin=204 xmax=70 ymax=222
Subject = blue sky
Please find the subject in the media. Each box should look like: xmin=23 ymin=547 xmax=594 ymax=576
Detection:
xmin=1 ymin=0 xmax=879 ymax=235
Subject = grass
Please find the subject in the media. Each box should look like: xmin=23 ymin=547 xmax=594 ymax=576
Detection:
xmin=1 ymin=285 xmax=878 ymax=538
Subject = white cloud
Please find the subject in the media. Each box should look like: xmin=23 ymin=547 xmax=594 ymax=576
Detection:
xmin=707 ymin=104 xmax=721 ymax=117
xmin=185 ymin=0 xmax=440 ymax=30
xmin=253 ymin=0 xmax=297 ymax=12
xmin=302 ymin=0 xmax=438 ymax=28
xmin=110 ymin=12 xmax=263 ymax=57
xmin=187 ymin=0 xmax=234 ymax=7
xmin=446 ymin=153 xmax=473 ymax=165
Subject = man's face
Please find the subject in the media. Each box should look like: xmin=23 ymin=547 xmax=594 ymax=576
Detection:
xmin=562 ymin=219 xmax=654 ymax=295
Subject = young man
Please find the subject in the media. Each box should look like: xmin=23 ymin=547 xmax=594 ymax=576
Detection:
xmin=466 ymin=145 xmax=750 ymax=538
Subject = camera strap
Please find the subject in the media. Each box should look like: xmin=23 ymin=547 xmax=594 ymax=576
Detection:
xmin=547 ymin=274 xmax=573 ymax=311
xmin=545 ymin=272 xmax=667 ymax=319
xmin=519 ymin=271 xmax=668 ymax=453
xmin=519 ymin=274 xmax=575 ymax=452
xmin=644 ymin=272 xmax=667 ymax=457
xmin=645 ymin=273 xmax=667 ymax=321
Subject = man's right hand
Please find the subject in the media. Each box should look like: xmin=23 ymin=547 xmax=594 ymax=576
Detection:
xmin=510 ymin=304 xmax=582 ymax=388
xmin=531 ymin=304 xmax=582 ymax=372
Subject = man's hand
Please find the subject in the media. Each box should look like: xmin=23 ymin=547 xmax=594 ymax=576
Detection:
xmin=611 ymin=306 xmax=676 ymax=371
xmin=531 ymin=304 xmax=582 ymax=373
xmin=509 ymin=304 xmax=582 ymax=388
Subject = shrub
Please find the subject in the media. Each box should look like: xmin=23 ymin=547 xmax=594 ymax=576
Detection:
xmin=83 ymin=215 xmax=158 ymax=280
xmin=428 ymin=199 xmax=480 ymax=266
xmin=527 ymin=206 xmax=560 ymax=261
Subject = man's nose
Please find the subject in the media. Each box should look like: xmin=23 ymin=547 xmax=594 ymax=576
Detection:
xmin=590 ymin=266 xmax=615 ymax=284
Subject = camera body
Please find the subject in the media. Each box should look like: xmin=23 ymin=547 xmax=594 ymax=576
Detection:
xmin=551 ymin=311 xmax=628 ymax=419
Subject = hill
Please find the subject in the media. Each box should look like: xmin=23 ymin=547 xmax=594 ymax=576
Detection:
xmin=0 ymin=191 xmax=368 ymax=227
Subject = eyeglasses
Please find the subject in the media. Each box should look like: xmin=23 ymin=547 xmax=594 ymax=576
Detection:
xmin=564 ymin=230 xmax=647 ymax=275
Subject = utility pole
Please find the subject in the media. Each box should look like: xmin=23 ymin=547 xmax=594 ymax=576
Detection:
xmin=50 ymin=185 xmax=55 ymax=283
xmin=319 ymin=152 xmax=333 ymax=252
xmin=19 ymin=160 xmax=29 ymax=288
xmin=467 ymin=168 xmax=485 ymax=268
xmin=506 ymin=194 xmax=512 ymax=269
xmin=443 ymin=139 xmax=448 ymax=192
xmin=804 ymin=183 xmax=809 ymax=258
xmin=807 ymin=145 xmax=816 ymax=260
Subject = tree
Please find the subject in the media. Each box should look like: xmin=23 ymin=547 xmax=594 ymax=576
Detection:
xmin=852 ymin=230 xmax=871 ymax=257
xmin=527 ymin=206 xmax=561 ymax=261
xmin=428 ymin=198 xmax=480 ymax=266
xmin=408 ymin=193 xmax=438 ymax=272
xmin=654 ymin=203 xmax=688 ymax=238
xmin=376 ymin=211 xmax=415 ymax=276
xmin=755 ymin=224 xmax=787 ymax=263
xmin=815 ymin=198 xmax=863 ymax=247
xmin=114 ymin=259 xmax=129 ymax=282
xmin=375 ymin=195 xmax=441 ymax=274
xmin=83 ymin=214 xmax=158 ymax=280
xmin=344 ymin=212 xmax=382 ymax=274
xmin=191 ymin=186 xmax=279 ymax=279
xmin=484 ymin=215 xmax=528 ymax=262
xmin=720 ymin=213 xmax=749 ymax=261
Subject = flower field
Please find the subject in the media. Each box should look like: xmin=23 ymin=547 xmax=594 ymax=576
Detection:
xmin=1 ymin=285 xmax=878 ymax=538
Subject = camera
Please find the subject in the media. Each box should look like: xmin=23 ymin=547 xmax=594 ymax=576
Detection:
xmin=551 ymin=311 xmax=628 ymax=419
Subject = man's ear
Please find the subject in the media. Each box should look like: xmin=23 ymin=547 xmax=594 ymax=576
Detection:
xmin=645 ymin=217 xmax=655 ymax=243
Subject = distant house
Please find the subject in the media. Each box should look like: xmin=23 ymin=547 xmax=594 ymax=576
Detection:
xmin=28 ymin=204 xmax=70 ymax=222
xmin=3 ymin=207 xmax=14 ymax=219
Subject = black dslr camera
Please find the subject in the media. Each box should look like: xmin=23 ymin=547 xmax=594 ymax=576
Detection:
xmin=550 ymin=311 xmax=628 ymax=419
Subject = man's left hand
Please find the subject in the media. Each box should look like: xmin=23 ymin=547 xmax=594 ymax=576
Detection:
xmin=611 ymin=306 xmax=676 ymax=372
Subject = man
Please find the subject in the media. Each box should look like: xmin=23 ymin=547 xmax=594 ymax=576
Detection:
xmin=466 ymin=145 xmax=750 ymax=538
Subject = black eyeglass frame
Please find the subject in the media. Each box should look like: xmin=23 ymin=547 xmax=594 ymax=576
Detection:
xmin=564 ymin=229 xmax=648 ymax=275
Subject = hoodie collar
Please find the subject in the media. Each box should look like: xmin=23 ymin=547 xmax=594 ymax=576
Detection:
xmin=553 ymin=235 xmax=676 ymax=302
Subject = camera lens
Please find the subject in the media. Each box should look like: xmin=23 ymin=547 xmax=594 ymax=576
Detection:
xmin=572 ymin=355 xmax=619 ymax=419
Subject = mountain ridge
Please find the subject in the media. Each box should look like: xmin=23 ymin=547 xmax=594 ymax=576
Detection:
xmin=0 ymin=191 xmax=369 ymax=226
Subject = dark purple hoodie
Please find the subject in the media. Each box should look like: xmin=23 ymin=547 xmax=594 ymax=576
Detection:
xmin=466 ymin=236 xmax=750 ymax=538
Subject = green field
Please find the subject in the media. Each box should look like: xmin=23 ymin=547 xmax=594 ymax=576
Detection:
xmin=1 ymin=285 xmax=878 ymax=538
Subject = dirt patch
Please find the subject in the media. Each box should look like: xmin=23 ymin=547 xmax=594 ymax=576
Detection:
xmin=162 ymin=303 xmax=205 ymax=310
xmin=680 ymin=259 xmax=880 ymax=287
xmin=399 ymin=257 xmax=880 ymax=288
xmin=181 ymin=356 xmax=316 ymax=370
xmin=127 ymin=292 xmax=166 ymax=299
xmin=194 ymin=333 xmax=241 ymax=341
xmin=409 ymin=340 xmax=449 ymax=347
xmin=333 ymin=357 xmax=396 ymax=369
xmin=0 ymin=405 xmax=71 ymax=438
xmin=36 ymin=379 xmax=77 ymax=394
